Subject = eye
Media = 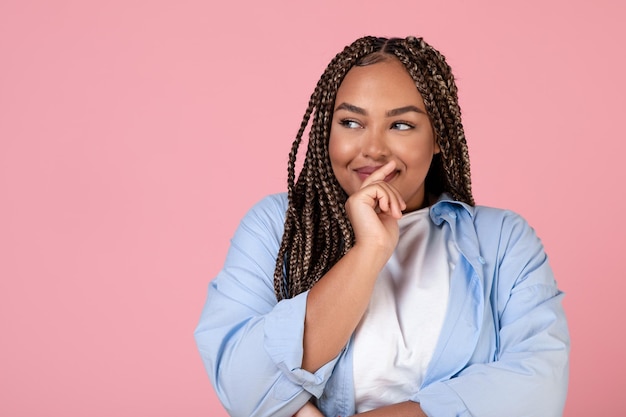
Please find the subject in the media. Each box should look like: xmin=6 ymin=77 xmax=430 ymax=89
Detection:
xmin=339 ymin=119 xmax=362 ymax=129
xmin=391 ymin=121 xmax=414 ymax=131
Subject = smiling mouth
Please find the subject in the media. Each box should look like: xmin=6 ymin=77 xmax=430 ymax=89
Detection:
xmin=354 ymin=169 xmax=399 ymax=182
xmin=383 ymin=171 xmax=398 ymax=182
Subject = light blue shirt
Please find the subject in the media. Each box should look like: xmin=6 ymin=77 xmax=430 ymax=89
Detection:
xmin=195 ymin=193 xmax=569 ymax=417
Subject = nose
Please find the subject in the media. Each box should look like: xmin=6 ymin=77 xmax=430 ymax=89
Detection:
xmin=361 ymin=128 xmax=389 ymax=159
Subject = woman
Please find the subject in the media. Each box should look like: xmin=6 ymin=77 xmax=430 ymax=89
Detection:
xmin=195 ymin=36 xmax=569 ymax=417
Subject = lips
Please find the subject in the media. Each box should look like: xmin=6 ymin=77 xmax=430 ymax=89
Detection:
xmin=354 ymin=165 xmax=399 ymax=182
xmin=382 ymin=171 xmax=398 ymax=182
xmin=355 ymin=166 xmax=383 ymax=175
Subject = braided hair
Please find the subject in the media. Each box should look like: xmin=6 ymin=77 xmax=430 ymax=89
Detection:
xmin=273 ymin=36 xmax=474 ymax=300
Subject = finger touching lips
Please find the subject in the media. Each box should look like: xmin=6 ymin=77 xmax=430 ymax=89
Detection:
xmin=360 ymin=161 xmax=397 ymax=186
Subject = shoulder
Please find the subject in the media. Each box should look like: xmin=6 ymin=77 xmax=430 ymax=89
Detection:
xmin=474 ymin=205 xmax=540 ymax=247
xmin=433 ymin=194 xmax=535 ymax=236
xmin=466 ymin=205 xmax=550 ymax=286
xmin=434 ymin=195 xmax=556 ymax=295
xmin=235 ymin=193 xmax=289 ymax=242
xmin=245 ymin=193 xmax=289 ymax=220
xmin=473 ymin=205 xmax=531 ymax=235
xmin=433 ymin=194 xmax=544 ymax=258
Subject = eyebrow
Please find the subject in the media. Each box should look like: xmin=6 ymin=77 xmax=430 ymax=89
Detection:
xmin=387 ymin=105 xmax=427 ymax=117
xmin=334 ymin=102 xmax=427 ymax=117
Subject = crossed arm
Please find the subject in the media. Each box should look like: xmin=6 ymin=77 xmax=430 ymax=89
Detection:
xmin=294 ymin=401 xmax=427 ymax=417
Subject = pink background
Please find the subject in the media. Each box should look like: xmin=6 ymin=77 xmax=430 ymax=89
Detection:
xmin=1 ymin=0 xmax=624 ymax=415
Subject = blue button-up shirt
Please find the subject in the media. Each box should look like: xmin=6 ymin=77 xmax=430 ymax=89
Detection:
xmin=195 ymin=193 xmax=569 ymax=417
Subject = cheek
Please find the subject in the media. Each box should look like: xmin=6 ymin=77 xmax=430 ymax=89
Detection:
xmin=397 ymin=142 xmax=436 ymax=173
xmin=328 ymin=134 xmax=357 ymax=193
xmin=328 ymin=134 xmax=351 ymax=166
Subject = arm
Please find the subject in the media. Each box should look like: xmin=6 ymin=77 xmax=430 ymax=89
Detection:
xmin=413 ymin=212 xmax=569 ymax=417
xmin=196 ymin=162 xmax=406 ymax=416
xmin=302 ymin=161 xmax=406 ymax=372
xmin=194 ymin=195 xmax=335 ymax=417
xmin=293 ymin=402 xmax=325 ymax=417
xmin=357 ymin=401 xmax=427 ymax=417
xmin=294 ymin=400 xmax=427 ymax=417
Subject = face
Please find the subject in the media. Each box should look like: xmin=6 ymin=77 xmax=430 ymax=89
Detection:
xmin=329 ymin=58 xmax=440 ymax=212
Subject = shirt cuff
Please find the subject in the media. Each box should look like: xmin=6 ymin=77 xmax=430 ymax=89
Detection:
xmin=411 ymin=382 xmax=471 ymax=417
xmin=263 ymin=290 xmax=338 ymax=398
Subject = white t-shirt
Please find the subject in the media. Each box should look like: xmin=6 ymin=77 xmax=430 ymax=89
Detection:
xmin=353 ymin=207 xmax=459 ymax=412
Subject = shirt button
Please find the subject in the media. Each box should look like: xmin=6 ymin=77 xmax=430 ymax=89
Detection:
xmin=478 ymin=256 xmax=486 ymax=264
xmin=449 ymin=212 xmax=457 ymax=218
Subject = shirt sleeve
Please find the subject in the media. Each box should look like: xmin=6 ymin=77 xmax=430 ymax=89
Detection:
xmin=412 ymin=211 xmax=570 ymax=417
xmin=194 ymin=195 xmax=339 ymax=417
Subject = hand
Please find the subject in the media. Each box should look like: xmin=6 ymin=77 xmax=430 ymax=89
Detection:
xmin=345 ymin=160 xmax=406 ymax=255
xmin=293 ymin=402 xmax=324 ymax=417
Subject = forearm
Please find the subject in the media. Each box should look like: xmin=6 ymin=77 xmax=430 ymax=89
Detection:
xmin=302 ymin=243 xmax=390 ymax=372
xmin=302 ymin=164 xmax=404 ymax=372
xmin=415 ymin=349 xmax=568 ymax=417
xmin=196 ymin=288 xmax=317 ymax=417
xmin=357 ymin=401 xmax=426 ymax=417
xmin=294 ymin=401 xmax=426 ymax=417
xmin=293 ymin=402 xmax=325 ymax=417
xmin=414 ymin=284 xmax=569 ymax=416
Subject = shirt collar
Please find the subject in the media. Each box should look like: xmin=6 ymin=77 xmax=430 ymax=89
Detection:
xmin=429 ymin=192 xmax=475 ymax=225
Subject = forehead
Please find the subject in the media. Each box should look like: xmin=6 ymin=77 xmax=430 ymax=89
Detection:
xmin=336 ymin=58 xmax=425 ymax=107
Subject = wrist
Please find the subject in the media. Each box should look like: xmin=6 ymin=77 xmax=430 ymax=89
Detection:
xmin=350 ymin=240 xmax=395 ymax=268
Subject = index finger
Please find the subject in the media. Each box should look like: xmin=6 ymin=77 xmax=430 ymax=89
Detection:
xmin=360 ymin=160 xmax=397 ymax=189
